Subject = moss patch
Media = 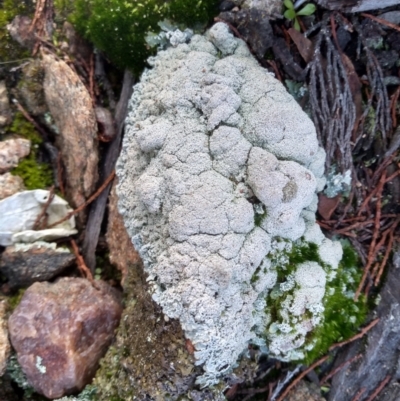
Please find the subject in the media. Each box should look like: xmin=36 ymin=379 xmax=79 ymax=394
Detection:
xmin=54 ymin=0 xmax=219 ymax=72
xmin=7 ymin=112 xmax=53 ymax=189
xmin=0 ymin=0 xmax=33 ymax=63
xmin=302 ymin=243 xmax=368 ymax=364
xmin=265 ymin=239 xmax=367 ymax=364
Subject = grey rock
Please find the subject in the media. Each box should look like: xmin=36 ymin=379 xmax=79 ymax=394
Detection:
xmin=0 ymin=242 xmax=75 ymax=290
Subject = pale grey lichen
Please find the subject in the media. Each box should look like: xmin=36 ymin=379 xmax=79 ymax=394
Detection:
xmin=116 ymin=22 xmax=342 ymax=386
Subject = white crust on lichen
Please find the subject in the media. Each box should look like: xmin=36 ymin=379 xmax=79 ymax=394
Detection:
xmin=116 ymin=23 xmax=342 ymax=385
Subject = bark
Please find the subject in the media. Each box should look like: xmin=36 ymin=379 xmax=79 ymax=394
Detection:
xmin=315 ymin=0 xmax=400 ymax=12
xmin=328 ymin=251 xmax=400 ymax=401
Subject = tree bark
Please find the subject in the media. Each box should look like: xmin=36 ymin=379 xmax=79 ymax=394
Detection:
xmin=315 ymin=0 xmax=400 ymax=12
xmin=328 ymin=251 xmax=400 ymax=401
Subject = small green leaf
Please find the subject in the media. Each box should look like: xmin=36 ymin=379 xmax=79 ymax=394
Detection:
xmin=294 ymin=17 xmax=301 ymax=31
xmin=297 ymin=3 xmax=316 ymax=16
xmin=284 ymin=0 xmax=294 ymax=10
xmin=284 ymin=8 xmax=296 ymax=20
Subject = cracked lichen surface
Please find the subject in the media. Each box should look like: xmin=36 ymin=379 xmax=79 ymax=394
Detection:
xmin=116 ymin=23 xmax=339 ymax=386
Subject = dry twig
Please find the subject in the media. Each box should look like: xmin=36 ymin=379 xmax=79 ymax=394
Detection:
xmin=329 ymin=318 xmax=379 ymax=351
xmin=320 ymin=353 xmax=362 ymax=384
xmin=47 ymin=170 xmax=116 ymax=229
xmin=32 ymin=186 xmax=55 ymax=230
xmin=275 ymin=355 xmax=329 ymax=401
xmin=364 ymin=375 xmax=391 ymax=401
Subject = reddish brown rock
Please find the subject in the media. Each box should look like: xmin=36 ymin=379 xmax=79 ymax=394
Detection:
xmin=106 ymin=181 xmax=141 ymax=286
xmin=42 ymin=53 xmax=99 ymax=218
xmin=8 ymin=278 xmax=122 ymax=399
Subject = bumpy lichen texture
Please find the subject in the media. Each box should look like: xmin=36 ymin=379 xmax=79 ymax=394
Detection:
xmin=116 ymin=23 xmax=342 ymax=385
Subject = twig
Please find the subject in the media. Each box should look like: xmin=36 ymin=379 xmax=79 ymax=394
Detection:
xmin=56 ymin=152 xmax=65 ymax=195
xmin=329 ymin=318 xmax=379 ymax=351
xmin=70 ymin=239 xmax=95 ymax=284
xmin=275 ymin=356 xmax=329 ymax=401
xmin=374 ymin=219 xmax=400 ymax=286
xmin=354 ymin=171 xmax=386 ymax=300
xmin=361 ymin=13 xmax=400 ymax=33
xmin=364 ymin=375 xmax=391 ymax=401
xmin=13 ymin=100 xmax=49 ymax=140
xmin=47 ymin=170 xmax=116 ymax=228
xmin=266 ymin=60 xmax=283 ymax=82
xmin=89 ymin=53 xmax=95 ymax=104
xmin=390 ymin=86 xmax=400 ymax=127
xmin=320 ymin=353 xmax=362 ymax=384
xmin=351 ymin=388 xmax=366 ymax=401
xmin=32 ymin=186 xmax=55 ymax=230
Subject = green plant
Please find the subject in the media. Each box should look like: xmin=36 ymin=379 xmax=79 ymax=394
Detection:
xmin=54 ymin=0 xmax=218 ymax=72
xmin=283 ymin=0 xmax=316 ymax=31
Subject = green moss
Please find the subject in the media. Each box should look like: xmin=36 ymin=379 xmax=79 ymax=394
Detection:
xmin=55 ymin=0 xmax=219 ymax=72
xmin=254 ymin=209 xmax=267 ymax=227
xmin=264 ymin=240 xmax=367 ymax=364
xmin=6 ymin=112 xmax=53 ymax=189
xmin=7 ymin=288 xmax=26 ymax=311
xmin=0 ymin=0 xmax=33 ymax=63
xmin=11 ymin=156 xmax=53 ymax=190
xmin=8 ymin=112 xmax=43 ymax=145
xmin=301 ymin=243 xmax=368 ymax=364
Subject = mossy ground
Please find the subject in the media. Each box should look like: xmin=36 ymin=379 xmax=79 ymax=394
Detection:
xmin=0 ymin=0 xmax=33 ymax=63
xmin=54 ymin=0 xmax=219 ymax=72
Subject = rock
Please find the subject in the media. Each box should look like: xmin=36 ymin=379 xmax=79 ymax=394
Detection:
xmin=0 ymin=173 xmax=25 ymax=200
xmin=0 ymin=81 xmax=12 ymax=128
xmin=17 ymin=60 xmax=47 ymax=116
xmin=106 ymin=181 xmax=141 ymax=285
xmin=0 ymin=242 xmax=75 ymax=291
xmin=62 ymin=21 xmax=92 ymax=63
xmin=219 ymin=8 xmax=274 ymax=59
xmin=42 ymin=53 xmax=99 ymax=216
xmin=6 ymin=15 xmax=36 ymax=50
xmin=283 ymin=380 xmax=325 ymax=401
xmin=0 ymin=189 xmax=77 ymax=246
xmin=95 ymin=107 xmax=116 ymax=142
xmin=8 ymin=278 xmax=122 ymax=399
xmin=0 ymin=299 xmax=11 ymax=376
xmin=379 ymin=11 xmax=400 ymax=27
xmin=0 ymin=138 xmax=31 ymax=174
xmin=242 ymin=0 xmax=283 ymax=15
